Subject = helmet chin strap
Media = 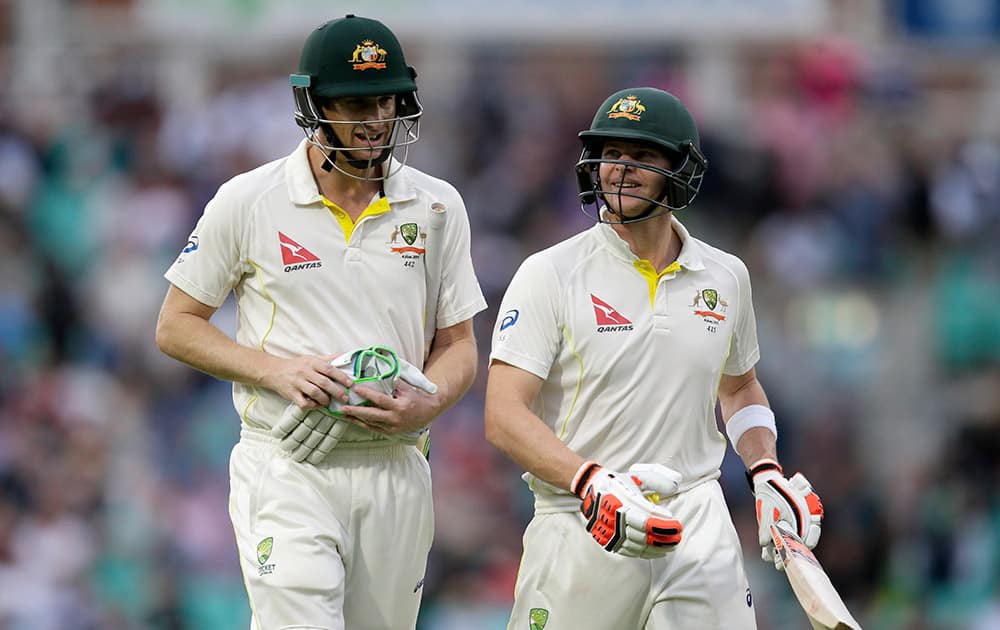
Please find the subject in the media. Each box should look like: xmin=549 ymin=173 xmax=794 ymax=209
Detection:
xmin=320 ymin=148 xmax=336 ymax=173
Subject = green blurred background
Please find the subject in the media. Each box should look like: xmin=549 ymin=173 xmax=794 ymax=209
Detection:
xmin=0 ymin=0 xmax=998 ymax=628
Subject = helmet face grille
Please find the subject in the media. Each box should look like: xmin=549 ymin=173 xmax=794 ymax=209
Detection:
xmin=575 ymin=143 xmax=707 ymax=224
xmin=291 ymin=87 xmax=423 ymax=181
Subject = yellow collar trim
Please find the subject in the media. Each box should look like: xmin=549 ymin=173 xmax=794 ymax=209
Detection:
xmin=633 ymin=259 xmax=682 ymax=309
xmin=321 ymin=195 xmax=391 ymax=243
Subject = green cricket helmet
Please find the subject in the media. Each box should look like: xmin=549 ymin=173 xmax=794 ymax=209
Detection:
xmin=290 ymin=15 xmax=422 ymax=180
xmin=576 ymin=87 xmax=708 ymax=223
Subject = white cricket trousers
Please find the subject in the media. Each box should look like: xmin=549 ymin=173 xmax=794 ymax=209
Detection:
xmin=509 ymin=479 xmax=756 ymax=630
xmin=229 ymin=426 xmax=434 ymax=630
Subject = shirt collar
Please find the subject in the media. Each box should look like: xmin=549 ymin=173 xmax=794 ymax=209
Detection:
xmin=671 ymin=216 xmax=706 ymax=271
xmin=380 ymin=156 xmax=418 ymax=204
xmin=595 ymin=213 xmax=706 ymax=271
xmin=285 ymin=139 xmax=418 ymax=207
xmin=286 ymin=139 xmax=321 ymax=206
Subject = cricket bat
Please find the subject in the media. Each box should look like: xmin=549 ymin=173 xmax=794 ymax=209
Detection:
xmin=769 ymin=522 xmax=862 ymax=630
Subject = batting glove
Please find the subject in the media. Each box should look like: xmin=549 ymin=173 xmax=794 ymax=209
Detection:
xmin=273 ymin=347 xmax=439 ymax=463
xmin=387 ymin=356 xmax=437 ymax=446
xmin=271 ymin=404 xmax=350 ymax=464
xmin=628 ymin=462 xmax=683 ymax=503
xmin=396 ymin=357 xmax=438 ymax=395
xmin=327 ymin=346 xmax=438 ymax=416
xmin=571 ymin=461 xmax=683 ymax=559
xmin=747 ymin=458 xmax=824 ymax=570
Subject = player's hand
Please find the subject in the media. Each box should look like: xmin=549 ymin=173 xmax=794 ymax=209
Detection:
xmin=343 ymin=378 xmax=438 ymax=436
xmin=262 ymin=354 xmax=353 ymax=410
xmin=570 ymin=461 xmax=683 ymax=559
xmin=326 ymin=347 xmax=437 ymax=412
xmin=271 ymin=403 xmax=350 ymax=464
xmin=340 ymin=356 xmax=439 ymax=437
xmin=748 ymin=458 xmax=823 ymax=570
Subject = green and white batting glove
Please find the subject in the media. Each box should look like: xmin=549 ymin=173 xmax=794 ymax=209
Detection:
xmin=327 ymin=345 xmax=438 ymax=416
xmin=271 ymin=404 xmax=350 ymax=464
xmin=273 ymin=346 xmax=439 ymax=463
xmin=396 ymin=356 xmax=438 ymax=395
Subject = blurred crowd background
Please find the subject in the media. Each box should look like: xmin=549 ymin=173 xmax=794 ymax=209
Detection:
xmin=1 ymin=0 xmax=998 ymax=628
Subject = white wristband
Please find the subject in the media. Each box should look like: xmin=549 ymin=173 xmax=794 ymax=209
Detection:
xmin=725 ymin=404 xmax=777 ymax=448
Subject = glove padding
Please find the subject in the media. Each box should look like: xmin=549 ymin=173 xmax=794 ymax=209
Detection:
xmin=271 ymin=404 xmax=349 ymax=464
xmin=272 ymin=346 xmax=438 ymax=463
xmin=571 ymin=461 xmax=683 ymax=559
xmin=748 ymin=458 xmax=823 ymax=570
xmin=327 ymin=345 xmax=438 ymax=416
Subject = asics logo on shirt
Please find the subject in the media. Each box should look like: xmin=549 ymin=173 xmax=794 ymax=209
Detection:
xmin=591 ymin=294 xmax=633 ymax=332
xmin=278 ymin=232 xmax=323 ymax=272
xmin=500 ymin=309 xmax=519 ymax=331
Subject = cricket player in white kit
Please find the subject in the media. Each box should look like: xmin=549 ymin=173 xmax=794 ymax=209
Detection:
xmin=155 ymin=15 xmax=486 ymax=630
xmin=485 ymin=87 xmax=825 ymax=630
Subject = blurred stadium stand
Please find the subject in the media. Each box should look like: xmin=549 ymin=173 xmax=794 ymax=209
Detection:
xmin=0 ymin=0 xmax=998 ymax=628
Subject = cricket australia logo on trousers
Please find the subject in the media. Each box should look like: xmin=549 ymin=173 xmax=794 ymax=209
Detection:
xmin=591 ymin=294 xmax=633 ymax=332
xmin=256 ymin=536 xmax=275 ymax=576
xmin=529 ymin=608 xmax=549 ymax=629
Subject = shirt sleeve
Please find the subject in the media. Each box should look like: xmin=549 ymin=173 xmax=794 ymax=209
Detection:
xmin=489 ymin=253 xmax=562 ymax=380
xmin=164 ymin=182 xmax=247 ymax=307
xmin=723 ymin=257 xmax=761 ymax=376
xmin=434 ymin=189 xmax=487 ymax=328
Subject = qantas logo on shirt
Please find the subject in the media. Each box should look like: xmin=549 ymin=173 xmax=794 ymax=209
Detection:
xmin=591 ymin=294 xmax=633 ymax=332
xmin=278 ymin=232 xmax=322 ymax=272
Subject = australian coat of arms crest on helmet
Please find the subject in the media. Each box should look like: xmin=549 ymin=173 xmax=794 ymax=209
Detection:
xmin=607 ymin=95 xmax=646 ymax=121
xmin=350 ymin=40 xmax=387 ymax=70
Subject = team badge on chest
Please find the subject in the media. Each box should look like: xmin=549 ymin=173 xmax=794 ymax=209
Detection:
xmin=389 ymin=222 xmax=427 ymax=269
xmin=690 ymin=288 xmax=727 ymax=333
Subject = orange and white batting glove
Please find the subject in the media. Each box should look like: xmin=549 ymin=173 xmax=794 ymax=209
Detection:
xmin=571 ymin=461 xmax=683 ymax=559
xmin=747 ymin=458 xmax=824 ymax=570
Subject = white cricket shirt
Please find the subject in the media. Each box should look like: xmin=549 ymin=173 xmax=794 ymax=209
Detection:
xmin=490 ymin=217 xmax=759 ymax=512
xmin=166 ymin=139 xmax=486 ymax=435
